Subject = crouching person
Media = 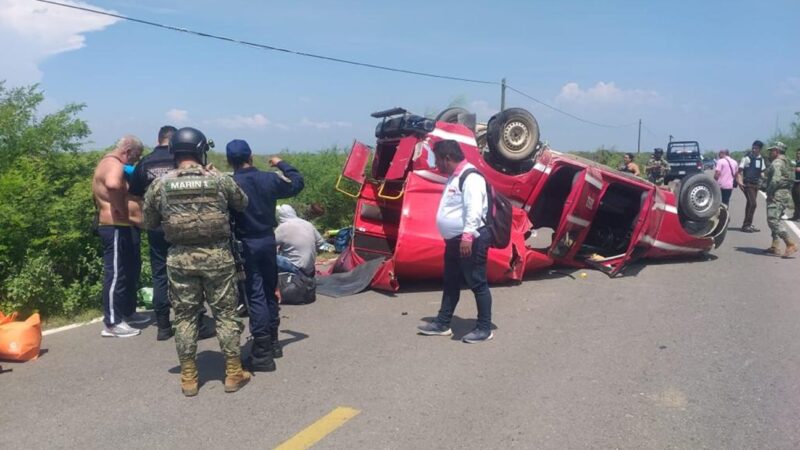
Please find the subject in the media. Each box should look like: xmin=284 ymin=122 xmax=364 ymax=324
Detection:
xmin=142 ymin=127 xmax=251 ymax=396
xmin=275 ymin=204 xmax=325 ymax=277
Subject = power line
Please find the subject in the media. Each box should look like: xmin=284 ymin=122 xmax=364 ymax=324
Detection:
xmin=505 ymin=86 xmax=639 ymax=129
xmin=642 ymin=124 xmax=666 ymax=142
xmin=35 ymin=0 xmax=643 ymax=130
xmin=34 ymin=0 xmax=497 ymax=85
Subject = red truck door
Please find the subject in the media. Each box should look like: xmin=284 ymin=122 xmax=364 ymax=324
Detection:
xmin=335 ymin=140 xmax=371 ymax=198
xmin=548 ymin=167 xmax=605 ymax=262
xmin=584 ymin=189 xmax=655 ymax=277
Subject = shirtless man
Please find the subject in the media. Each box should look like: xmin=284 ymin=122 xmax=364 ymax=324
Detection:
xmin=92 ymin=135 xmax=148 ymax=337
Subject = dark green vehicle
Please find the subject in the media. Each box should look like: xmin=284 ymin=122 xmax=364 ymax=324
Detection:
xmin=665 ymin=140 xmax=703 ymax=183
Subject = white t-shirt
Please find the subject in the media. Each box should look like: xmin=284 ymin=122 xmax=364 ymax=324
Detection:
xmin=435 ymin=162 xmax=488 ymax=240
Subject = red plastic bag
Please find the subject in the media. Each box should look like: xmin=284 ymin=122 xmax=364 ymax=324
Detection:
xmin=0 ymin=312 xmax=42 ymax=361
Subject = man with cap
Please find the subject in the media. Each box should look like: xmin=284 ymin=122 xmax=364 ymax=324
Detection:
xmin=226 ymin=139 xmax=304 ymax=371
xmin=737 ymin=140 xmax=767 ymax=232
xmin=763 ymin=142 xmax=797 ymax=257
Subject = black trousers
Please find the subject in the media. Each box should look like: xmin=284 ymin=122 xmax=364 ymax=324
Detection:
xmin=436 ymin=229 xmax=493 ymax=330
xmin=99 ymin=226 xmax=138 ymax=327
xmin=792 ymin=183 xmax=800 ymax=219
xmin=721 ymin=189 xmax=732 ymax=207
xmin=148 ymin=228 xmax=170 ymax=325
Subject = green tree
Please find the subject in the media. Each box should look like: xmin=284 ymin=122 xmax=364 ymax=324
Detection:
xmin=0 ymin=82 xmax=89 ymax=171
xmin=772 ymin=112 xmax=800 ymax=160
xmin=0 ymin=82 xmax=101 ymax=317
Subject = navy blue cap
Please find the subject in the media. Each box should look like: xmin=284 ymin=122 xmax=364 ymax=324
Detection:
xmin=226 ymin=139 xmax=252 ymax=160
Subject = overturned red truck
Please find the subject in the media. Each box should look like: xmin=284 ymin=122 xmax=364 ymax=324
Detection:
xmin=331 ymin=107 xmax=727 ymax=292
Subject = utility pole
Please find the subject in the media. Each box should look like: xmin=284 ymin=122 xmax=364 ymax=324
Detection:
xmin=669 ymin=134 xmax=673 ymax=143
xmin=500 ymin=78 xmax=506 ymax=112
xmin=637 ymin=119 xmax=642 ymax=154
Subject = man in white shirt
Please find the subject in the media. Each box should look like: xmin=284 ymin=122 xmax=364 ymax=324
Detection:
xmin=417 ymin=139 xmax=494 ymax=343
xmin=737 ymin=140 xmax=766 ymax=232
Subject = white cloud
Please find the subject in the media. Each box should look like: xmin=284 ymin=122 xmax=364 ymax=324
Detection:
xmin=0 ymin=0 xmax=119 ymax=85
xmin=212 ymin=113 xmax=270 ymax=129
xmin=556 ymin=81 xmax=662 ymax=106
xmin=299 ymin=118 xmax=352 ymax=129
xmin=778 ymin=77 xmax=800 ymax=96
xmin=165 ymin=108 xmax=189 ymax=124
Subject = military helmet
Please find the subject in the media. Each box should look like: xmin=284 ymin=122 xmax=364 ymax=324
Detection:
xmin=169 ymin=127 xmax=209 ymax=158
xmin=653 ymin=148 xmax=664 ymax=156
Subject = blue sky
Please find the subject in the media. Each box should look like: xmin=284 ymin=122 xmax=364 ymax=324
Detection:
xmin=1 ymin=0 xmax=798 ymax=154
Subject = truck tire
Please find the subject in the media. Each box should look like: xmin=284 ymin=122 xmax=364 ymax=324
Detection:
xmin=678 ymin=173 xmax=721 ymax=222
xmin=487 ymin=108 xmax=540 ymax=162
xmin=435 ymin=107 xmax=470 ymax=124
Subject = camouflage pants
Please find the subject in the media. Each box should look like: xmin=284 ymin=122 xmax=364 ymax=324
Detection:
xmin=167 ymin=264 xmax=243 ymax=361
xmin=766 ymin=190 xmax=793 ymax=240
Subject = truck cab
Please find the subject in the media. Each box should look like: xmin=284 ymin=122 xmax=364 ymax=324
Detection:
xmin=665 ymin=140 xmax=703 ymax=183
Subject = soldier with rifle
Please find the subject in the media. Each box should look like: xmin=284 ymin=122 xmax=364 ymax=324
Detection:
xmin=129 ymin=125 xmax=216 ymax=341
xmin=143 ymin=127 xmax=251 ymax=396
xmin=229 ymin=217 xmax=251 ymax=317
xmin=645 ymin=148 xmax=670 ymax=185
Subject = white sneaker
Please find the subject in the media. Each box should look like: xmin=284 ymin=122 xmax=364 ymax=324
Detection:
xmin=101 ymin=323 xmax=141 ymax=338
xmin=124 ymin=312 xmax=151 ymax=325
xmin=117 ymin=321 xmax=140 ymax=332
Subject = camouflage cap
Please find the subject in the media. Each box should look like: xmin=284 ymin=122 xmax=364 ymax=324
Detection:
xmin=767 ymin=141 xmax=787 ymax=153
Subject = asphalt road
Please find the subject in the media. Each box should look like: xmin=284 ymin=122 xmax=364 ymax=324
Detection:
xmin=2 ymin=191 xmax=799 ymax=450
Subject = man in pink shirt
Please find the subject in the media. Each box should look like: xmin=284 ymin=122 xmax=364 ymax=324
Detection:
xmin=714 ymin=149 xmax=738 ymax=207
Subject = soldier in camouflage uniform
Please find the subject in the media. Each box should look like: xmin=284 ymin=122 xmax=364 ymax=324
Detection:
xmin=142 ymin=127 xmax=251 ymax=396
xmin=762 ymin=142 xmax=797 ymax=257
xmin=645 ymin=148 xmax=670 ymax=185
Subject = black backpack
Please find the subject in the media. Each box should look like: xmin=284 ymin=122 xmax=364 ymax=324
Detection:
xmin=458 ymin=168 xmax=513 ymax=249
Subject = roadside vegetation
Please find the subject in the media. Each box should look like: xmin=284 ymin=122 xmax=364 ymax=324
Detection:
xmin=0 ymin=83 xmax=353 ymax=322
xmin=1 ymin=81 xmax=797 ymax=322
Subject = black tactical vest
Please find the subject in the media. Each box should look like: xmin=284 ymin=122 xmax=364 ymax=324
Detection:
xmin=743 ymin=154 xmax=763 ymax=183
xmin=796 ymin=159 xmax=800 ymax=182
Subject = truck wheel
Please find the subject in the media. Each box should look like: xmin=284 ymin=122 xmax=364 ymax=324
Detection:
xmin=681 ymin=219 xmax=716 ymax=236
xmin=487 ymin=108 xmax=540 ymax=162
xmin=678 ymin=173 xmax=721 ymax=222
xmin=435 ymin=107 xmax=470 ymax=123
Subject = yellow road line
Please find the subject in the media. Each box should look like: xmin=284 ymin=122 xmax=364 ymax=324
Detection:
xmin=275 ymin=406 xmax=361 ymax=450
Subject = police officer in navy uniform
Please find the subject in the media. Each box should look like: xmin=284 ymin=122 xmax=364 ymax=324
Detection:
xmin=129 ymin=125 xmax=215 ymax=341
xmin=226 ymin=139 xmax=304 ymax=371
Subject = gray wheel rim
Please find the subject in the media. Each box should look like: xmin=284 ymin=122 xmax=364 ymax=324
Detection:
xmin=689 ymin=184 xmax=712 ymax=213
xmin=502 ymin=120 xmax=530 ymax=153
